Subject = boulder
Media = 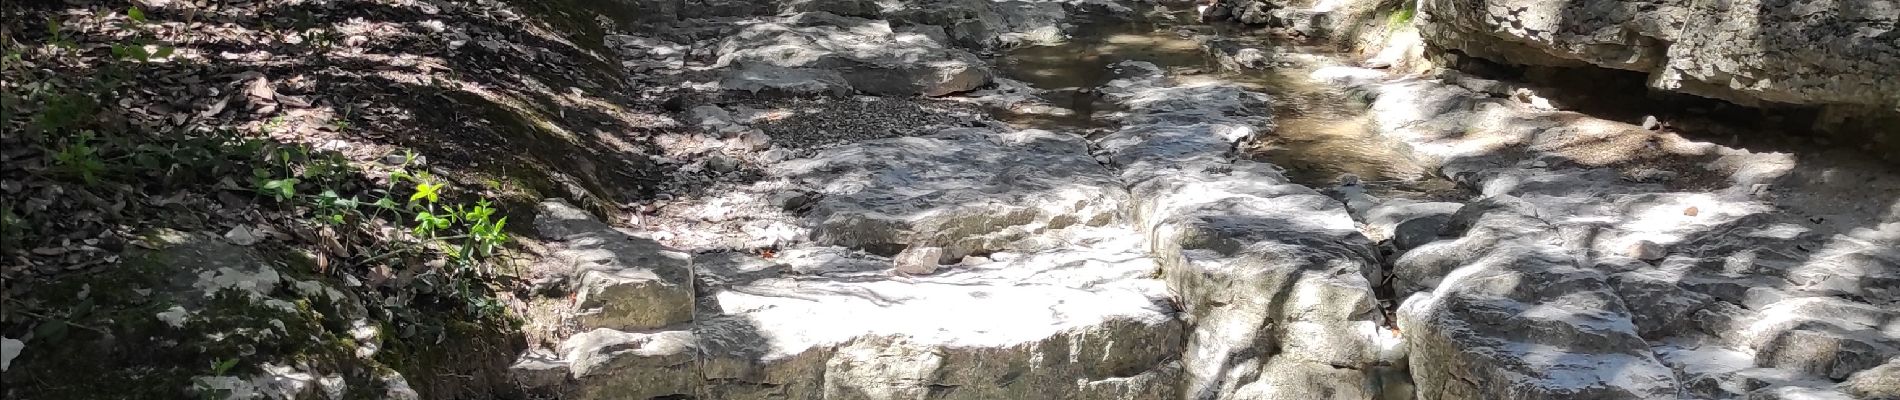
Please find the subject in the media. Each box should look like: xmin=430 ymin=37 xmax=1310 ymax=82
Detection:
xmin=1842 ymin=357 xmax=1900 ymax=400
xmin=1347 ymin=68 xmax=1900 ymax=400
xmin=717 ymin=12 xmax=991 ymax=96
xmin=535 ymin=199 xmax=695 ymax=331
xmin=1397 ymin=242 xmax=1680 ymax=399
xmin=1200 ymin=37 xmax=1276 ymax=71
xmin=1363 ymin=200 xmax=1463 ymax=251
xmin=556 ymin=329 xmax=699 ymax=399
xmin=1414 ymin=0 xmax=1900 ymax=113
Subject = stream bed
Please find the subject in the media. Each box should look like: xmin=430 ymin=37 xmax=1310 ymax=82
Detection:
xmin=993 ymin=5 xmax=1463 ymax=202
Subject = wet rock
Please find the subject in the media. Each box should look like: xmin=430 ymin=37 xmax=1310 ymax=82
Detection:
xmin=1200 ymin=37 xmax=1274 ymax=71
xmin=1095 ymin=61 xmax=1391 ymax=399
xmin=535 ymin=199 xmax=694 ymax=331
xmin=1266 ymin=9 xmax=1332 ymax=37
xmin=717 ymin=12 xmax=991 ymax=96
xmin=1365 ymin=200 xmax=1463 ymax=251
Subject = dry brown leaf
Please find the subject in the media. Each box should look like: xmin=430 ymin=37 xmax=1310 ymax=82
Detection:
xmin=246 ymin=76 xmax=275 ymax=100
xmin=200 ymin=96 xmax=229 ymax=117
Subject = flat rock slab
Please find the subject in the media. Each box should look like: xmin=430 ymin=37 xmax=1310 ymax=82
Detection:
xmin=1343 ymin=69 xmax=1900 ymax=399
xmin=694 ymin=226 xmax=1184 ymax=399
xmin=717 ymin=12 xmax=990 ymax=96
xmin=536 ymin=199 xmax=695 ymax=332
xmin=780 ymin=126 xmax=1127 ymax=255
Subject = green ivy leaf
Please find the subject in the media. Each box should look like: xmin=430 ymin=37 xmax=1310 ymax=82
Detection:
xmin=127 ymin=7 xmax=146 ymax=23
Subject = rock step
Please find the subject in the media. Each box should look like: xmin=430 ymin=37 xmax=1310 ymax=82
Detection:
xmin=1094 ymin=61 xmax=1399 ymax=399
xmin=694 ymin=229 xmax=1183 ymax=399
xmin=1329 ymin=66 xmax=1899 ymax=399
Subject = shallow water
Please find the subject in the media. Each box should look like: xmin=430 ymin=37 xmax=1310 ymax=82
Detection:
xmin=993 ymin=6 xmax=1461 ymax=200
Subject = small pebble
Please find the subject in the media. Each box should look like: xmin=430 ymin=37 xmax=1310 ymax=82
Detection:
xmin=1627 ymin=240 xmax=1665 ymax=261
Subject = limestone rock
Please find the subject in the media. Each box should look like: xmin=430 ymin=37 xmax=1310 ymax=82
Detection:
xmin=1414 ymin=0 xmax=1900 ymax=112
xmin=536 ymin=199 xmax=695 ymax=331
xmin=1094 ymin=62 xmax=1391 ymax=399
xmin=1364 ymin=200 xmax=1463 ymax=251
xmin=885 ymin=0 xmax=1069 ymax=50
xmin=508 ymin=349 xmax=570 ymax=393
xmin=892 ymin=246 xmax=948 ymax=275
xmin=1201 ymin=37 xmax=1275 ymax=71
xmin=561 ymin=329 xmax=698 ymax=399
xmin=1398 ymin=243 xmax=1680 ymax=399
xmin=1347 ymin=69 xmax=1900 ymax=400
xmin=779 ymin=127 xmax=1127 ymax=255
xmin=694 ymin=227 xmax=1185 ymax=399
xmin=717 ymin=12 xmax=991 ymax=96
xmin=720 ymin=64 xmax=854 ymax=98
xmin=1842 ymin=357 xmax=1900 ymax=400
xmin=780 ymin=0 xmax=881 ymax=17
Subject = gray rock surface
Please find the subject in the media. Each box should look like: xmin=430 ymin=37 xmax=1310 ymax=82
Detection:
xmin=1364 ymin=200 xmax=1463 ymax=251
xmin=1335 ymin=66 xmax=1900 ymax=399
xmin=780 ymin=127 xmax=1127 ymax=255
xmin=1843 ymin=357 xmax=1900 ymax=399
xmin=720 ymin=64 xmax=855 ymax=98
xmin=781 ymin=0 xmax=882 ymax=18
xmin=694 ymin=228 xmax=1184 ymax=399
xmin=1394 ymin=206 xmax=1680 ymax=399
xmin=562 ymin=329 xmax=698 ymax=399
xmin=886 ymin=0 xmax=1070 ymax=49
xmin=1095 ymin=61 xmax=1398 ymax=399
xmin=536 ymin=199 xmax=695 ymax=331
xmin=1413 ymin=0 xmax=1900 ymax=112
xmin=716 ymin=12 xmax=991 ymax=96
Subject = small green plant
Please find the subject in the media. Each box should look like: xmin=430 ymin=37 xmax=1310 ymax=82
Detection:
xmin=259 ymin=177 xmax=300 ymax=201
xmin=111 ymin=7 xmax=176 ymax=62
xmin=193 ymin=358 xmax=242 ymax=400
xmin=51 ymin=131 xmax=107 ymax=183
xmin=1386 ymin=1 xmax=1418 ymax=30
